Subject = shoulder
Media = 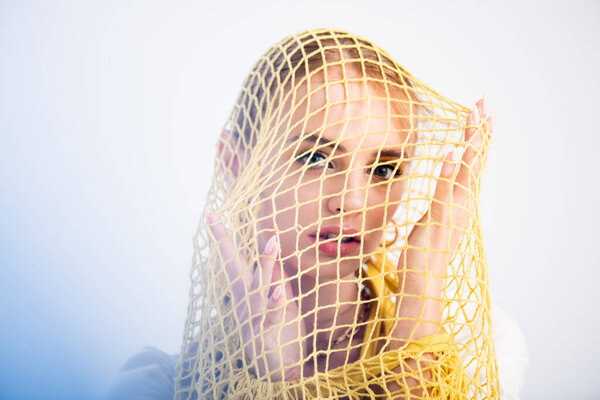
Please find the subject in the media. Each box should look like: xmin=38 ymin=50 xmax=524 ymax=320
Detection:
xmin=105 ymin=347 xmax=179 ymax=400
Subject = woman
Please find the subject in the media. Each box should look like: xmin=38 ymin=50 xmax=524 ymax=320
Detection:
xmin=107 ymin=29 xmax=527 ymax=400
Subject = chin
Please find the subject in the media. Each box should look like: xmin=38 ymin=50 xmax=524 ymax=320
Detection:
xmin=302 ymin=257 xmax=363 ymax=282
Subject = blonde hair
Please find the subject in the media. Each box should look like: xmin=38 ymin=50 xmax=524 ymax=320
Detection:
xmin=231 ymin=30 xmax=426 ymax=146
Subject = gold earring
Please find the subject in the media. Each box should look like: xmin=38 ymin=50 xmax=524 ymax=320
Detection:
xmin=382 ymin=219 xmax=399 ymax=249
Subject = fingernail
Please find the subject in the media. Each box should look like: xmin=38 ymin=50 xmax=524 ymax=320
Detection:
xmin=205 ymin=211 xmax=215 ymax=224
xmin=483 ymin=92 xmax=488 ymax=111
xmin=272 ymin=285 xmax=283 ymax=301
xmin=441 ymin=155 xmax=457 ymax=176
xmin=447 ymin=150 xmax=459 ymax=162
xmin=489 ymin=114 xmax=496 ymax=130
xmin=473 ymin=105 xmax=480 ymax=121
xmin=264 ymin=235 xmax=278 ymax=255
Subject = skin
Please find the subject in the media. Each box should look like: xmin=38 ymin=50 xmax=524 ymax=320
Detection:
xmin=207 ymin=68 xmax=494 ymax=390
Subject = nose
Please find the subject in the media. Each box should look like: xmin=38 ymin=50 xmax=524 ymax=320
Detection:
xmin=326 ymin=170 xmax=368 ymax=215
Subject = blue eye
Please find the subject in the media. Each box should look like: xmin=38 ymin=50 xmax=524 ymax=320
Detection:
xmin=297 ymin=151 xmax=330 ymax=169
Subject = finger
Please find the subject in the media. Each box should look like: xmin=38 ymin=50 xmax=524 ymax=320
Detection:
xmin=270 ymin=255 xmax=288 ymax=287
xmin=251 ymin=285 xmax=284 ymax=336
xmin=249 ymin=265 xmax=263 ymax=317
xmin=205 ymin=211 xmax=250 ymax=302
xmin=464 ymin=121 xmax=483 ymax=170
xmin=249 ymin=235 xmax=281 ymax=319
xmin=464 ymin=106 xmax=478 ymax=143
xmin=487 ymin=113 xmax=496 ymax=133
xmin=435 ymin=106 xmax=482 ymax=222
xmin=243 ymin=267 xmax=268 ymax=326
xmin=206 ymin=211 xmax=236 ymax=268
xmin=259 ymin=235 xmax=278 ymax=298
xmin=270 ymin=261 xmax=296 ymax=305
xmin=267 ymin=285 xmax=284 ymax=311
xmin=406 ymin=151 xmax=460 ymax=271
xmin=440 ymin=150 xmax=459 ymax=178
xmin=429 ymin=151 xmax=459 ymax=222
xmin=457 ymin=106 xmax=484 ymax=183
xmin=262 ymin=285 xmax=285 ymax=339
xmin=476 ymin=97 xmax=485 ymax=119
xmin=482 ymin=92 xmax=488 ymax=116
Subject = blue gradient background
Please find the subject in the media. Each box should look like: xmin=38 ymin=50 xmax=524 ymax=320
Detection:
xmin=1 ymin=1 xmax=599 ymax=399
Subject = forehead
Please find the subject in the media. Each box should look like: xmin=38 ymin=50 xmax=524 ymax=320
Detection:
xmin=275 ymin=71 xmax=414 ymax=150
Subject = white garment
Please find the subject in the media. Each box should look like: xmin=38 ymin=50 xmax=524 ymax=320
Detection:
xmin=491 ymin=304 xmax=529 ymax=400
xmin=106 ymin=304 xmax=528 ymax=400
xmin=106 ymin=347 xmax=178 ymax=400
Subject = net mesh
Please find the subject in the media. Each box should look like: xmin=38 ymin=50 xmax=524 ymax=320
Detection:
xmin=175 ymin=28 xmax=499 ymax=399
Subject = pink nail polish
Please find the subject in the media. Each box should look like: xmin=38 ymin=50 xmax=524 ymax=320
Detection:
xmin=272 ymin=285 xmax=283 ymax=301
xmin=264 ymin=235 xmax=277 ymax=255
xmin=488 ymin=115 xmax=496 ymax=130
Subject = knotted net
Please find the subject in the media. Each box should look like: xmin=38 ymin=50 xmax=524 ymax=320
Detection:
xmin=175 ymin=29 xmax=499 ymax=399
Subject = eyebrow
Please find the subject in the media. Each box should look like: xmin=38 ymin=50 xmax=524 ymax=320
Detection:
xmin=289 ymin=132 xmax=408 ymax=160
xmin=377 ymin=149 xmax=406 ymax=159
xmin=289 ymin=133 xmax=346 ymax=153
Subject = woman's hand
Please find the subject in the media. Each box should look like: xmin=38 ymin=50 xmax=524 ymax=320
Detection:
xmin=206 ymin=213 xmax=306 ymax=381
xmin=392 ymin=95 xmax=494 ymax=342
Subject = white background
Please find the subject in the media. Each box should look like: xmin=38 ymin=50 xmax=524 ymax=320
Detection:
xmin=1 ymin=1 xmax=599 ymax=399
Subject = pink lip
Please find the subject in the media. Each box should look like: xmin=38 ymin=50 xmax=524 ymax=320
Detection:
xmin=308 ymin=226 xmax=361 ymax=257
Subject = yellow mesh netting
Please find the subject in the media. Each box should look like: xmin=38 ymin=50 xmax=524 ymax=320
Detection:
xmin=175 ymin=28 xmax=499 ymax=399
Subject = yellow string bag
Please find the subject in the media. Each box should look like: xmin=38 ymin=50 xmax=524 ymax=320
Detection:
xmin=175 ymin=29 xmax=499 ymax=399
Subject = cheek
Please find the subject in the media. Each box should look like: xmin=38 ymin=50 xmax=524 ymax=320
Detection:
xmin=362 ymin=184 xmax=404 ymax=248
xmin=257 ymin=177 xmax=315 ymax=237
xmin=273 ymin=185 xmax=323 ymax=243
xmin=366 ymin=183 xmax=404 ymax=222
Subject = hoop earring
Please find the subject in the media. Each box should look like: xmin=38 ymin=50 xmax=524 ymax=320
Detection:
xmin=382 ymin=219 xmax=399 ymax=249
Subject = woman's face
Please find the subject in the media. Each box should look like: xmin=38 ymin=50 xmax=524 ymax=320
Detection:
xmin=257 ymin=74 xmax=413 ymax=282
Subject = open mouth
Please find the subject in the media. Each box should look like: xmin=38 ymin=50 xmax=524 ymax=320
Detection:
xmin=308 ymin=228 xmax=361 ymax=256
xmin=317 ymin=233 xmax=358 ymax=243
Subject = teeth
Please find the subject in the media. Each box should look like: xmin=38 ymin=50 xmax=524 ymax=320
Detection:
xmin=319 ymin=233 xmax=355 ymax=242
